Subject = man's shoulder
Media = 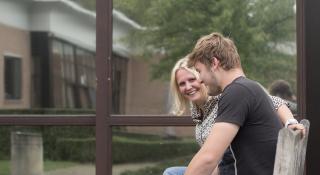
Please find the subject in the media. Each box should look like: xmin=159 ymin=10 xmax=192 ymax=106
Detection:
xmin=233 ymin=77 xmax=258 ymax=88
xmin=229 ymin=77 xmax=265 ymax=95
xmin=223 ymin=77 xmax=256 ymax=95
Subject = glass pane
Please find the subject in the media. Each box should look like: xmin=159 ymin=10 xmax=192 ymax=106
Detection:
xmin=112 ymin=126 xmax=197 ymax=175
xmin=0 ymin=0 xmax=96 ymax=113
xmin=0 ymin=126 xmax=95 ymax=175
xmin=112 ymin=0 xmax=297 ymax=115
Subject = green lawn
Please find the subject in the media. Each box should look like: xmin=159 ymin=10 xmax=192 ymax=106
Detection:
xmin=44 ymin=160 xmax=79 ymax=171
xmin=121 ymin=155 xmax=193 ymax=175
xmin=0 ymin=160 xmax=78 ymax=175
xmin=0 ymin=160 xmax=9 ymax=175
xmin=1 ymin=155 xmax=192 ymax=175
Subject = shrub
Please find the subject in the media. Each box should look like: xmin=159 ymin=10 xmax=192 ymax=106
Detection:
xmin=112 ymin=135 xmax=198 ymax=163
xmin=50 ymin=133 xmax=198 ymax=163
xmin=0 ymin=109 xmax=95 ymax=161
xmin=0 ymin=112 xmax=198 ymax=164
xmin=0 ymin=127 xmax=11 ymax=160
xmin=54 ymin=138 xmax=95 ymax=162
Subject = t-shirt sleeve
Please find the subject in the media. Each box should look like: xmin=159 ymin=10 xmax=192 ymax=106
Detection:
xmin=215 ymin=84 xmax=253 ymax=126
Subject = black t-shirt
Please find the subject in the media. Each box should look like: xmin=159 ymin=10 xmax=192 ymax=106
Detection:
xmin=215 ymin=76 xmax=282 ymax=175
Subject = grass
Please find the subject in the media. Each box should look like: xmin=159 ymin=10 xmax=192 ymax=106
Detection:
xmin=1 ymin=156 xmax=191 ymax=175
xmin=0 ymin=160 xmax=9 ymax=175
xmin=44 ymin=160 xmax=79 ymax=171
xmin=0 ymin=160 xmax=79 ymax=175
xmin=120 ymin=155 xmax=193 ymax=175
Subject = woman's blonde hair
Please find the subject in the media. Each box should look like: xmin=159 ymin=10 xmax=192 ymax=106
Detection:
xmin=170 ymin=55 xmax=208 ymax=116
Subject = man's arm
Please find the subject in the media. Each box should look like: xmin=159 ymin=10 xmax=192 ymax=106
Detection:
xmin=211 ymin=166 xmax=219 ymax=175
xmin=184 ymin=122 xmax=239 ymax=175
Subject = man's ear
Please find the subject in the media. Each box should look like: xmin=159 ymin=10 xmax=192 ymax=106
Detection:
xmin=211 ymin=57 xmax=220 ymax=70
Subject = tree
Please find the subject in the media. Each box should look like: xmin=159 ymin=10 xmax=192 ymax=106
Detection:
xmin=114 ymin=0 xmax=297 ymax=91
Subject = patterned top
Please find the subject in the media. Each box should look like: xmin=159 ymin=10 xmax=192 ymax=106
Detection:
xmin=191 ymin=95 xmax=288 ymax=146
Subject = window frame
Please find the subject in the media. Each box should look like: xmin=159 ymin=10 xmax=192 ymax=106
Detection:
xmin=0 ymin=0 xmax=309 ymax=175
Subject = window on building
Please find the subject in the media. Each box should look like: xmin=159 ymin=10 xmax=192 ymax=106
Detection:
xmin=4 ymin=56 xmax=22 ymax=100
xmin=111 ymin=54 xmax=128 ymax=114
xmin=62 ymin=43 xmax=76 ymax=108
xmin=75 ymin=48 xmax=96 ymax=108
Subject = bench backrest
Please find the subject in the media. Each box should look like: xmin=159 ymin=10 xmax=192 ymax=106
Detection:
xmin=273 ymin=119 xmax=310 ymax=175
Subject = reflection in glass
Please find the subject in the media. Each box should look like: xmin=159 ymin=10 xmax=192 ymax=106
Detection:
xmin=0 ymin=0 xmax=96 ymax=111
xmin=0 ymin=126 xmax=95 ymax=175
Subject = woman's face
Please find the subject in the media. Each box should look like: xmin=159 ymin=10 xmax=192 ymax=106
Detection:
xmin=176 ymin=68 xmax=205 ymax=104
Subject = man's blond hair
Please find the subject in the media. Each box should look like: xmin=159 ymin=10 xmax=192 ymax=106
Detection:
xmin=188 ymin=32 xmax=241 ymax=70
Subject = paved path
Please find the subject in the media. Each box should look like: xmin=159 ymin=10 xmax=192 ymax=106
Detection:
xmin=45 ymin=162 xmax=157 ymax=175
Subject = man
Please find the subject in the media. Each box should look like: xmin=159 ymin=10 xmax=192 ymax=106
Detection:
xmin=185 ymin=32 xmax=287 ymax=175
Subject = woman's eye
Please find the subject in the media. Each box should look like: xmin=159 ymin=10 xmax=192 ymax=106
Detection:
xmin=189 ymin=78 xmax=196 ymax=82
xmin=178 ymin=82 xmax=185 ymax=87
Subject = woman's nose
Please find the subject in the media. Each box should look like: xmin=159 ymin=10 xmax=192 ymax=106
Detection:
xmin=185 ymin=82 xmax=192 ymax=89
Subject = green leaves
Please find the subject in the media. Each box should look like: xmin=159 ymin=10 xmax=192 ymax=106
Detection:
xmin=114 ymin=0 xmax=297 ymax=89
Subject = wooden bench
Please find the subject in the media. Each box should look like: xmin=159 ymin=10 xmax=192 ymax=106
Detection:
xmin=273 ymin=119 xmax=310 ymax=175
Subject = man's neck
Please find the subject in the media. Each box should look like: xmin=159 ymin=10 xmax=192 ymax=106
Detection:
xmin=219 ymin=68 xmax=245 ymax=91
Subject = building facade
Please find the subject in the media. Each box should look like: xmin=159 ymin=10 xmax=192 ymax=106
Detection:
xmin=0 ymin=0 xmax=193 ymax=136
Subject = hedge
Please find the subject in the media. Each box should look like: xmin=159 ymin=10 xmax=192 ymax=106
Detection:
xmin=0 ymin=125 xmax=198 ymax=164
xmin=0 ymin=131 xmax=198 ymax=163
xmin=0 ymin=109 xmax=197 ymax=163
xmin=54 ymin=138 xmax=95 ymax=163
xmin=112 ymin=136 xmax=198 ymax=163
xmin=0 ymin=126 xmax=96 ymax=160
xmin=51 ymin=135 xmax=198 ymax=163
xmin=0 ymin=108 xmax=95 ymax=160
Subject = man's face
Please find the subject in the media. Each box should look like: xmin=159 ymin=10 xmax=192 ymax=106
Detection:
xmin=194 ymin=61 xmax=221 ymax=96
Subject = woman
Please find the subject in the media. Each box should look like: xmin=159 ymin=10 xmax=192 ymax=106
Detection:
xmin=163 ymin=56 xmax=303 ymax=175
